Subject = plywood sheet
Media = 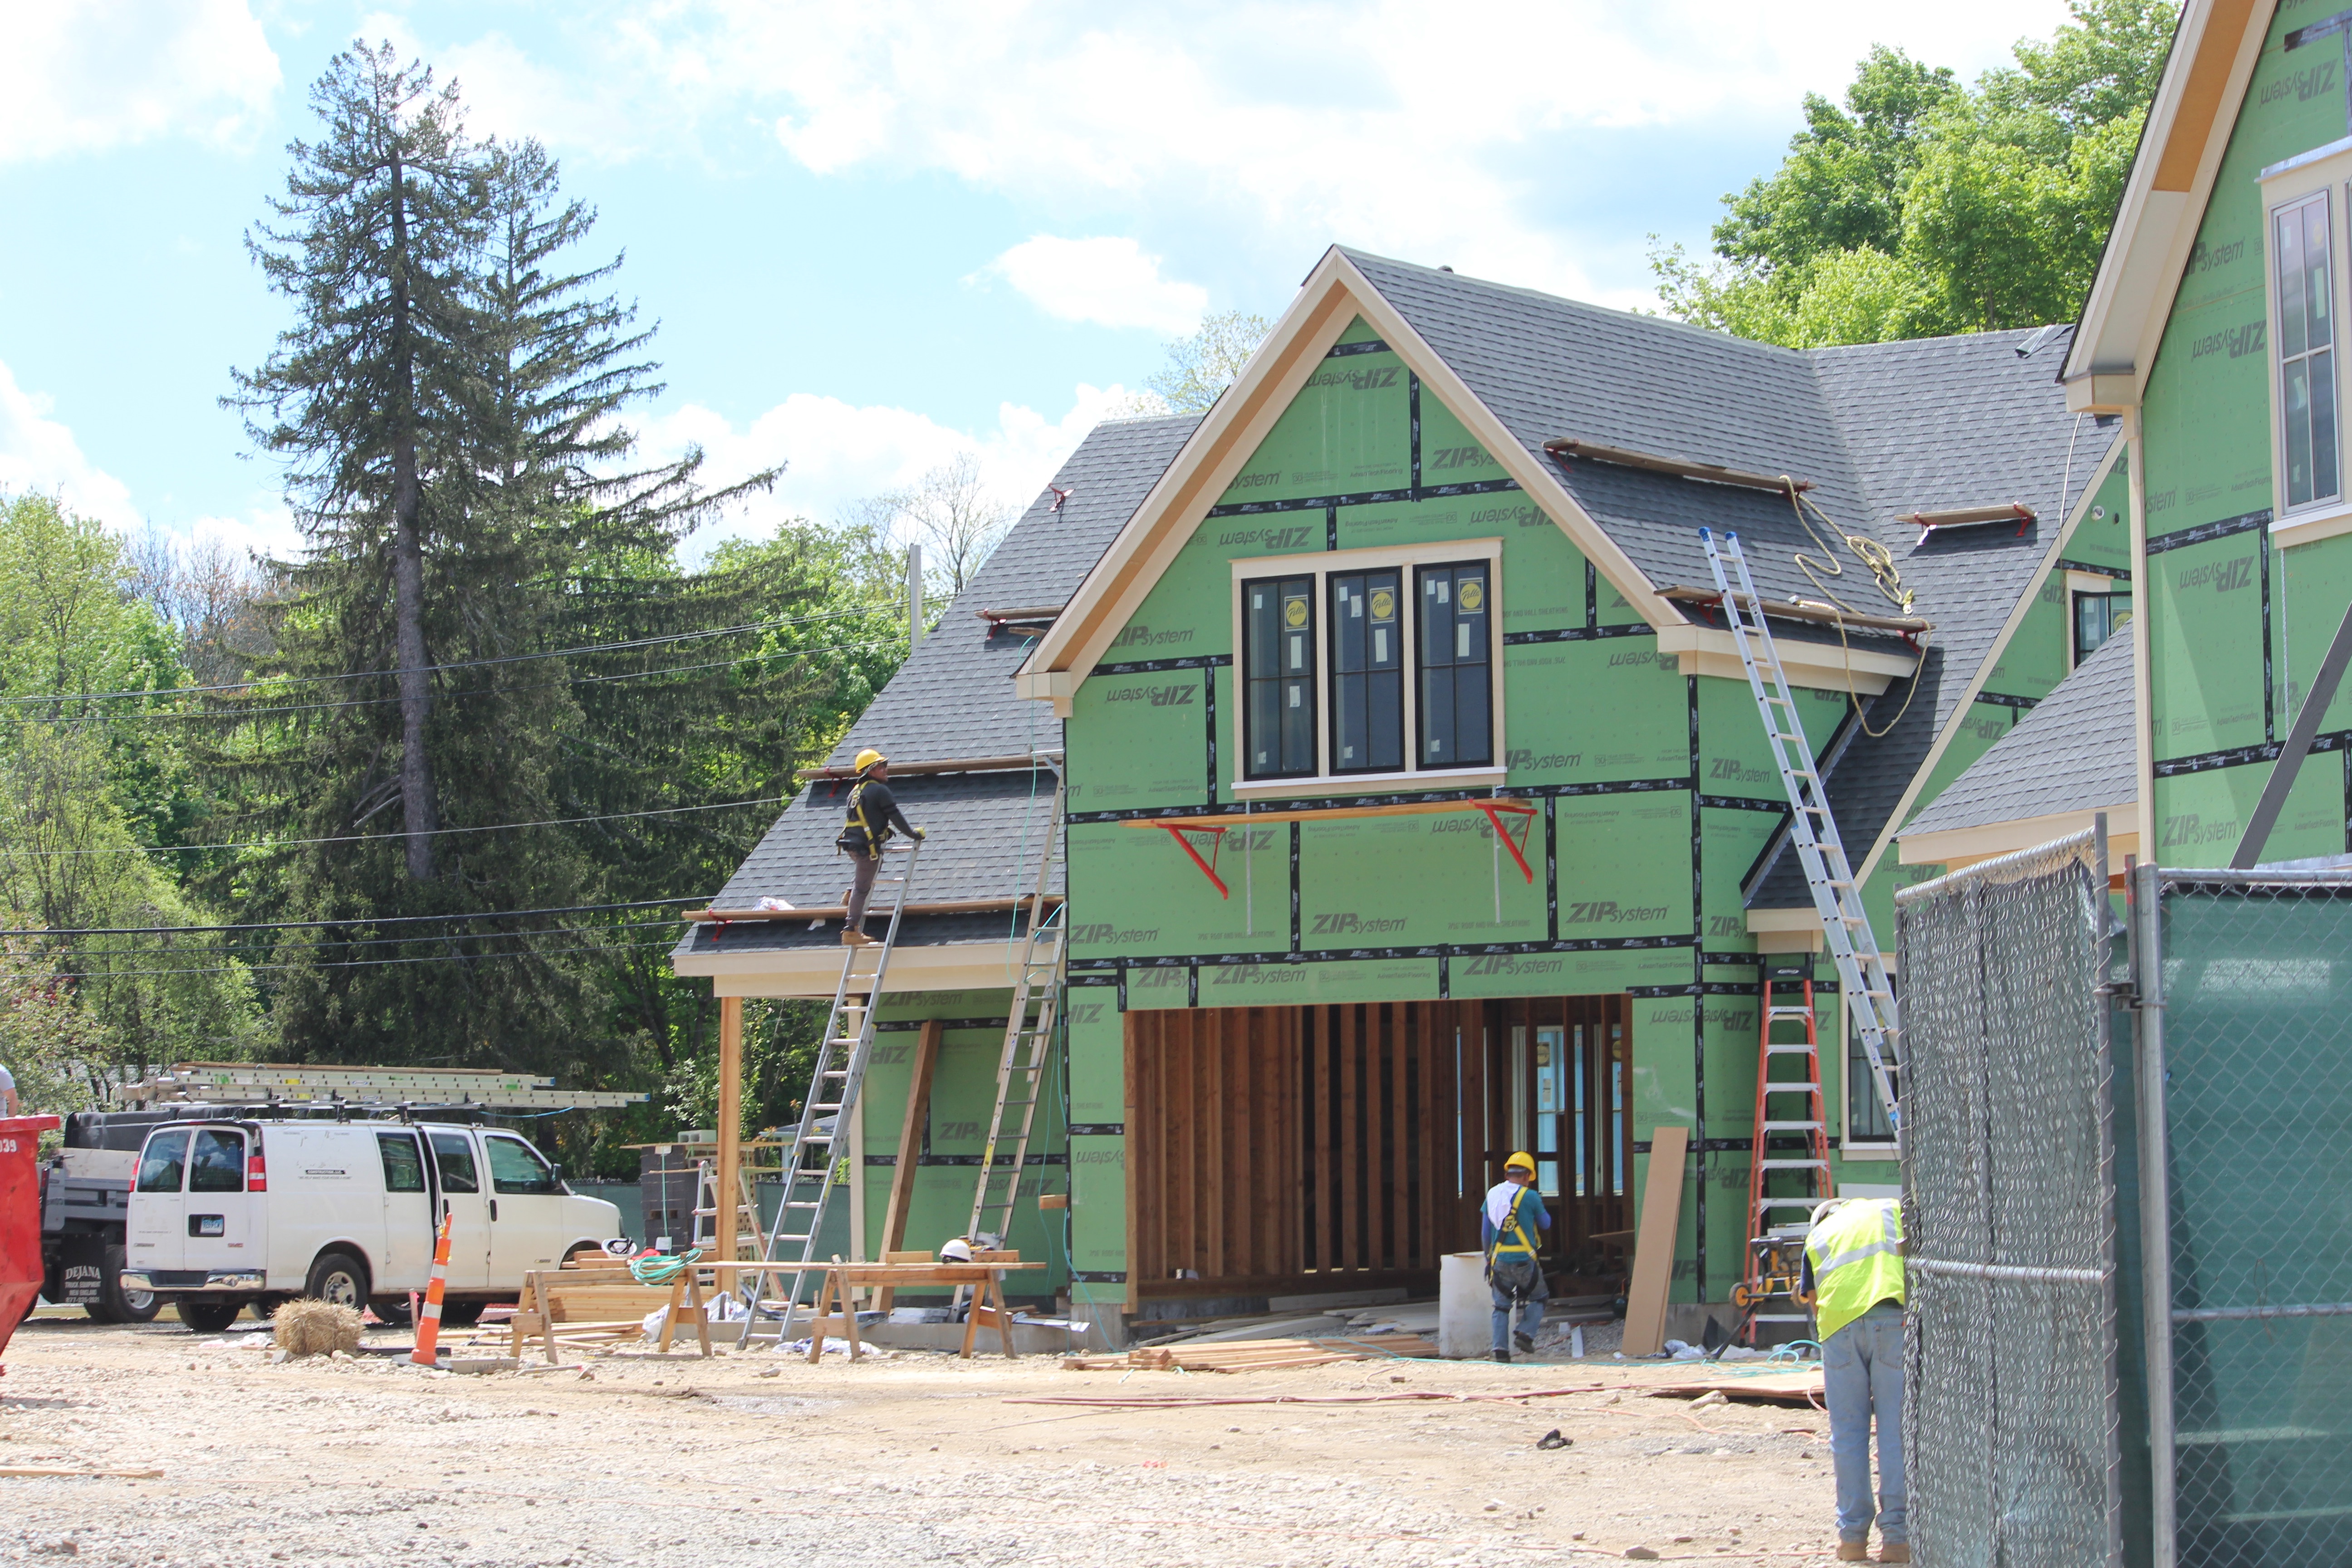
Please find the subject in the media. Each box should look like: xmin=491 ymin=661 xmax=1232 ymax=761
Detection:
xmin=1621 ymin=1124 xmax=1688 ymax=1357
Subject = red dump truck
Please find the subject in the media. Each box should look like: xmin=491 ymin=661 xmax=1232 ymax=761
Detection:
xmin=2 ymin=1113 xmax=64 ymax=1366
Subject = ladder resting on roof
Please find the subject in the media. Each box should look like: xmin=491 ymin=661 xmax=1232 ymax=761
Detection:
xmin=1700 ymin=529 xmax=1901 ymax=1142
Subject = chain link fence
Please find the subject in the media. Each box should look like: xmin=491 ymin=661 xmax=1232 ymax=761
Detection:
xmin=1896 ymin=828 xmax=2121 ymax=1567
xmin=2149 ymin=871 xmax=2352 ymax=1567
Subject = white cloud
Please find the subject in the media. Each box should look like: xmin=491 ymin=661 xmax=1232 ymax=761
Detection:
xmin=0 ymin=358 xmax=139 ymax=528
xmin=0 ymin=0 xmax=279 ymax=163
xmin=983 ymin=236 xmax=1207 ymax=335
xmin=642 ymin=382 xmax=1145 ymax=560
xmin=402 ymin=0 xmax=2075 ymax=305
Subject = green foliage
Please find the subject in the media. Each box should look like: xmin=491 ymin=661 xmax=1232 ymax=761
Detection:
xmin=1143 ymin=310 xmax=1273 ymax=414
xmin=1655 ymin=0 xmax=2178 ymax=344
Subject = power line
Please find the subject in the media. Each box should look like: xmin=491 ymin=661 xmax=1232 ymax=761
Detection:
xmin=0 ymin=896 xmax=701 ymax=940
xmin=14 ymin=793 xmax=790 ymax=857
xmin=37 ymin=934 xmax=682 ymax=981
xmin=23 ymin=634 xmax=898 ymax=723
xmin=34 ymin=915 xmax=691 ymax=958
xmin=0 ymin=596 xmax=909 ymax=708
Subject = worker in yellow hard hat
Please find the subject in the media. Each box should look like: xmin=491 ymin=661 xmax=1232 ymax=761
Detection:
xmin=834 ymin=748 xmax=925 ymax=946
xmin=1481 ymin=1150 xmax=1551 ymax=1362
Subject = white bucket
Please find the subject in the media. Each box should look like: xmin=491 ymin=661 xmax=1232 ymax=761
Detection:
xmin=1438 ymin=1252 xmax=1490 ymax=1359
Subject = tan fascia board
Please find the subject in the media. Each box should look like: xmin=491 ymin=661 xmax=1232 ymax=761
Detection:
xmin=2061 ymin=0 xmax=2268 ymax=403
xmin=1015 ymin=248 xmax=1682 ymax=711
xmin=1745 ymin=907 xmax=1825 ymax=947
xmin=1841 ymin=429 xmax=2129 ymax=899
xmin=1899 ymin=808 xmax=2139 ymax=868
xmin=1655 ymin=624 xmax=1913 ymax=695
xmin=673 ymin=939 xmax=1031 ymax=1000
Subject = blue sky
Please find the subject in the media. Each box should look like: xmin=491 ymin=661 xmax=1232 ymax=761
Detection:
xmin=0 ymin=0 xmax=2079 ymax=563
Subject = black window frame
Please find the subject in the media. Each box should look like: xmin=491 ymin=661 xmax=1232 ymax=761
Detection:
xmin=1414 ymin=560 xmax=1494 ymax=769
xmin=1241 ymin=573 xmax=1320 ymax=780
xmin=2072 ymin=589 xmax=2132 ymax=666
xmin=1327 ymin=568 xmax=1405 ymax=775
xmin=377 ymin=1132 xmax=429 ymax=1194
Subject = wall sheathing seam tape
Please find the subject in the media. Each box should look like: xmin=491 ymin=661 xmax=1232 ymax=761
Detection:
xmin=1686 ymin=671 xmax=1707 ymax=1298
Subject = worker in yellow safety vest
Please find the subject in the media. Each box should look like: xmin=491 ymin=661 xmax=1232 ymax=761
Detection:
xmin=1801 ymin=1197 xmax=1907 ymax=1564
xmin=835 ymin=749 xmax=924 ymax=946
xmin=1481 ymin=1151 xmax=1551 ymax=1363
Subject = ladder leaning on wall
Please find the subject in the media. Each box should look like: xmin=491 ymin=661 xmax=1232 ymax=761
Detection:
xmin=735 ymin=836 xmax=925 ymax=1348
xmin=1699 ymin=529 xmax=1902 ymax=1145
xmin=964 ymin=765 xmax=1068 ymax=1257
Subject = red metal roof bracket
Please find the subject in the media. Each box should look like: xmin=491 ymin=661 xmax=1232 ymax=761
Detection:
xmin=1156 ymin=822 xmax=1231 ymax=898
xmin=1472 ymin=801 xmax=1538 ymax=885
xmin=710 ymin=916 xmax=732 ymax=947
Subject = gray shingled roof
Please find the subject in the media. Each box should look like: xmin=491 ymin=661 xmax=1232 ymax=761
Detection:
xmin=1335 ymin=250 xmax=2102 ymax=908
xmin=671 ymin=415 xmax=1197 ymax=961
xmin=1899 ymin=632 xmax=2136 ymax=839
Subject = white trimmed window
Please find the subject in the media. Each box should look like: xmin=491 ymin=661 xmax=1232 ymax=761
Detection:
xmin=2259 ymin=142 xmax=2352 ymax=547
xmin=1233 ymin=539 xmax=1503 ymax=791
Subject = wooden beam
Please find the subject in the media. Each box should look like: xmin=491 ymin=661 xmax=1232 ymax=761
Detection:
xmin=874 ymin=1018 xmax=943 ymax=1312
xmin=1622 ymin=1124 xmax=1690 ymax=1357
xmin=1120 ymin=799 xmax=1533 ymax=832
xmin=716 ymin=996 xmax=742 ymax=1266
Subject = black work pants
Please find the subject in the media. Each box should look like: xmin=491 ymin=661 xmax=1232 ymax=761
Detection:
xmin=845 ymin=853 xmax=881 ymax=929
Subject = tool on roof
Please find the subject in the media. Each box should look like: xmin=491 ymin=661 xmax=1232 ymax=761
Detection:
xmin=1700 ymin=529 xmax=1901 ymax=1146
xmin=962 ymin=763 xmax=1068 ymax=1279
xmin=735 ymin=834 xmax=926 ymax=1348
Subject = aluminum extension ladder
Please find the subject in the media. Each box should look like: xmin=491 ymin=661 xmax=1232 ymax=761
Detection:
xmin=737 ymin=836 xmax=924 ymax=1347
xmin=1699 ymin=529 xmax=1901 ymax=1141
xmin=962 ymin=769 xmax=1067 ymax=1258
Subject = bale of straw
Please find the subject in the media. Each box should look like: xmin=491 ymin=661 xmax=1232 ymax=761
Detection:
xmin=272 ymin=1298 xmax=363 ymax=1358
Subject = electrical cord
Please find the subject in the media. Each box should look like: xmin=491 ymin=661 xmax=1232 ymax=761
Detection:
xmin=1780 ymin=480 xmax=1928 ymax=741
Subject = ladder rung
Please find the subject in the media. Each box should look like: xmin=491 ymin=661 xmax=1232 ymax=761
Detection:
xmin=1759 ymin=1159 xmax=1828 ymax=1170
xmin=1760 ymin=1121 xmax=1823 ymax=1131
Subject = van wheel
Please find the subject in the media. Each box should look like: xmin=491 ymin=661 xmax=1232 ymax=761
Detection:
xmin=437 ymin=1298 xmax=486 ymax=1327
xmin=83 ymin=1244 xmax=163 ymax=1324
xmin=304 ymin=1252 xmax=369 ymax=1312
xmin=368 ymin=1295 xmax=415 ymax=1327
xmin=176 ymin=1298 xmax=244 ymax=1334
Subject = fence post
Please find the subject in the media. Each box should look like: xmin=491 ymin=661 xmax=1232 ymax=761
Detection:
xmin=2130 ymin=861 xmax=2176 ymax=1568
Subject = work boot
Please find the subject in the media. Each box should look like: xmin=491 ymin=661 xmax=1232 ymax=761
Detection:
xmin=1513 ymin=1330 xmax=1536 ymax=1354
xmin=1491 ymin=1348 xmax=1510 ymax=1364
xmin=841 ymin=930 xmax=877 ymax=946
xmin=1836 ymin=1540 xmax=1869 ymax=1562
xmin=1877 ymin=1544 xmax=1909 ymax=1564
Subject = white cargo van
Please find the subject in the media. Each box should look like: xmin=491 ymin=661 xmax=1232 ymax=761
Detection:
xmin=121 ymin=1117 xmax=621 ymax=1333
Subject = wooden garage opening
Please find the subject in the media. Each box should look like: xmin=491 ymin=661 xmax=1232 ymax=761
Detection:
xmin=1123 ymin=995 xmax=1632 ymax=1304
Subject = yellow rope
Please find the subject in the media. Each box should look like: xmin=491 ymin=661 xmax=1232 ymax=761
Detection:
xmin=1777 ymin=480 xmax=1928 ymax=741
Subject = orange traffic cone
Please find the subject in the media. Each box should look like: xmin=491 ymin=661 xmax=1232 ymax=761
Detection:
xmin=411 ymin=1211 xmax=452 ymax=1366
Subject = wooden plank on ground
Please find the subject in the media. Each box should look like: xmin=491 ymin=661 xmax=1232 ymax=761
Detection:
xmin=1622 ymin=1123 xmax=1689 ymax=1357
xmin=1648 ymin=1371 xmax=1825 ymax=1406
xmin=876 ymin=1018 xmax=944 ymax=1312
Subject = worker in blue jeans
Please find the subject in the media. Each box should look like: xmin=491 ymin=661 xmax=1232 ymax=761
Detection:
xmin=1482 ymin=1151 xmax=1551 ymax=1362
xmin=1801 ymin=1197 xmax=1908 ymax=1563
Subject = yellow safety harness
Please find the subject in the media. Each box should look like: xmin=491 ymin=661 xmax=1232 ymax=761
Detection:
xmin=1487 ymin=1184 xmax=1542 ymax=1265
xmin=842 ymin=779 xmax=891 ymax=859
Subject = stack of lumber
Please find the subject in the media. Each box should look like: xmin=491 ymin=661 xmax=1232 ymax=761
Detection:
xmin=1066 ymin=1333 xmax=1437 ymax=1372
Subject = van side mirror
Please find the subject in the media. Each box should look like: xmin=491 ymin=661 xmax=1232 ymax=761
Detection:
xmin=549 ymin=1162 xmax=566 ymax=1189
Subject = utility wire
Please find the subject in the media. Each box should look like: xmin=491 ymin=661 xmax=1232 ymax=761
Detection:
xmin=13 ymin=793 xmax=789 ymax=857
xmin=30 ymin=915 xmax=692 ymax=959
xmin=20 ymin=635 xmax=897 ymax=723
xmin=0 ymin=896 xmax=702 ymax=939
xmin=0 ymin=597 xmax=909 ymax=708
xmin=35 ymin=935 xmax=683 ymax=981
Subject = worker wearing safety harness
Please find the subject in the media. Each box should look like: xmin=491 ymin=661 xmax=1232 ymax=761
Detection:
xmin=1802 ymin=1197 xmax=1908 ymax=1563
xmin=835 ymin=749 xmax=924 ymax=946
xmin=1481 ymin=1151 xmax=1551 ymax=1363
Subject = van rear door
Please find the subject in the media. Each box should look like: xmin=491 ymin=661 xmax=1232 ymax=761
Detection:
xmin=426 ymin=1130 xmax=492 ymax=1289
xmin=180 ymin=1127 xmax=258 ymax=1278
xmin=374 ymin=1130 xmax=433 ymax=1291
xmin=127 ymin=1128 xmax=190 ymax=1275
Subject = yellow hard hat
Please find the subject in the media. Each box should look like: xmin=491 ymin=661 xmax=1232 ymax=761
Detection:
xmin=1504 ymin=1150 xmax=1536 ymax=1173
xmin=854 ymin=748 xmax=886 ymax=774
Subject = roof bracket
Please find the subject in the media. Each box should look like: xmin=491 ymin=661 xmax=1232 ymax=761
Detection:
xmin=1155 ymin=822 xmax=1231 ymax=898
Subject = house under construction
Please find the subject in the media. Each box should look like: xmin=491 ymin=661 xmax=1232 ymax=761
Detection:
xmin=672 ymin=245 xmax=2134 ymax=1330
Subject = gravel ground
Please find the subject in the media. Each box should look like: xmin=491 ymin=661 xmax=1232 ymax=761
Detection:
xmin=0 ymin=1306 xmax=1860 ymax=1567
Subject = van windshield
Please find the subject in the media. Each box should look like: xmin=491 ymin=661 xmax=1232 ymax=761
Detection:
xmin=136 ymin=1129 xmax=189 ymax=1193
xmin=188 ymin=1129 xmax=245 ymax=1193
xmin=428 ymin=1132 xmax=478 ymax=1194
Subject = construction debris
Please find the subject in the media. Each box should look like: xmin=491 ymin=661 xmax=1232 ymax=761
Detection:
xmin=1067 ymin=1333 xmax=1438 ymax=1372
xmin=1646 ymin=1370 xmax=1824 ymax=1406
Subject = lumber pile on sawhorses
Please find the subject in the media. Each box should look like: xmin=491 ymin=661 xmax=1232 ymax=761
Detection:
xmin=1067 ymin=1333 xmax=1437 ymax=1372
xmin=510 ymin=1266 xmax=713 ymax=1362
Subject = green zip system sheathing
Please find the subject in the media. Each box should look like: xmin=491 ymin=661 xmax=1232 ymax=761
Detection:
xmin=1059 ymin=317 xmax=2008 ymax=1303
xmin=2140 ymin=10 xmax=2352 ymax=867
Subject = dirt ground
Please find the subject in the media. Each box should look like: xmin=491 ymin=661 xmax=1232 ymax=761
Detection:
xmin=0 ymin=1304 xmax=1872 ymax=1567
